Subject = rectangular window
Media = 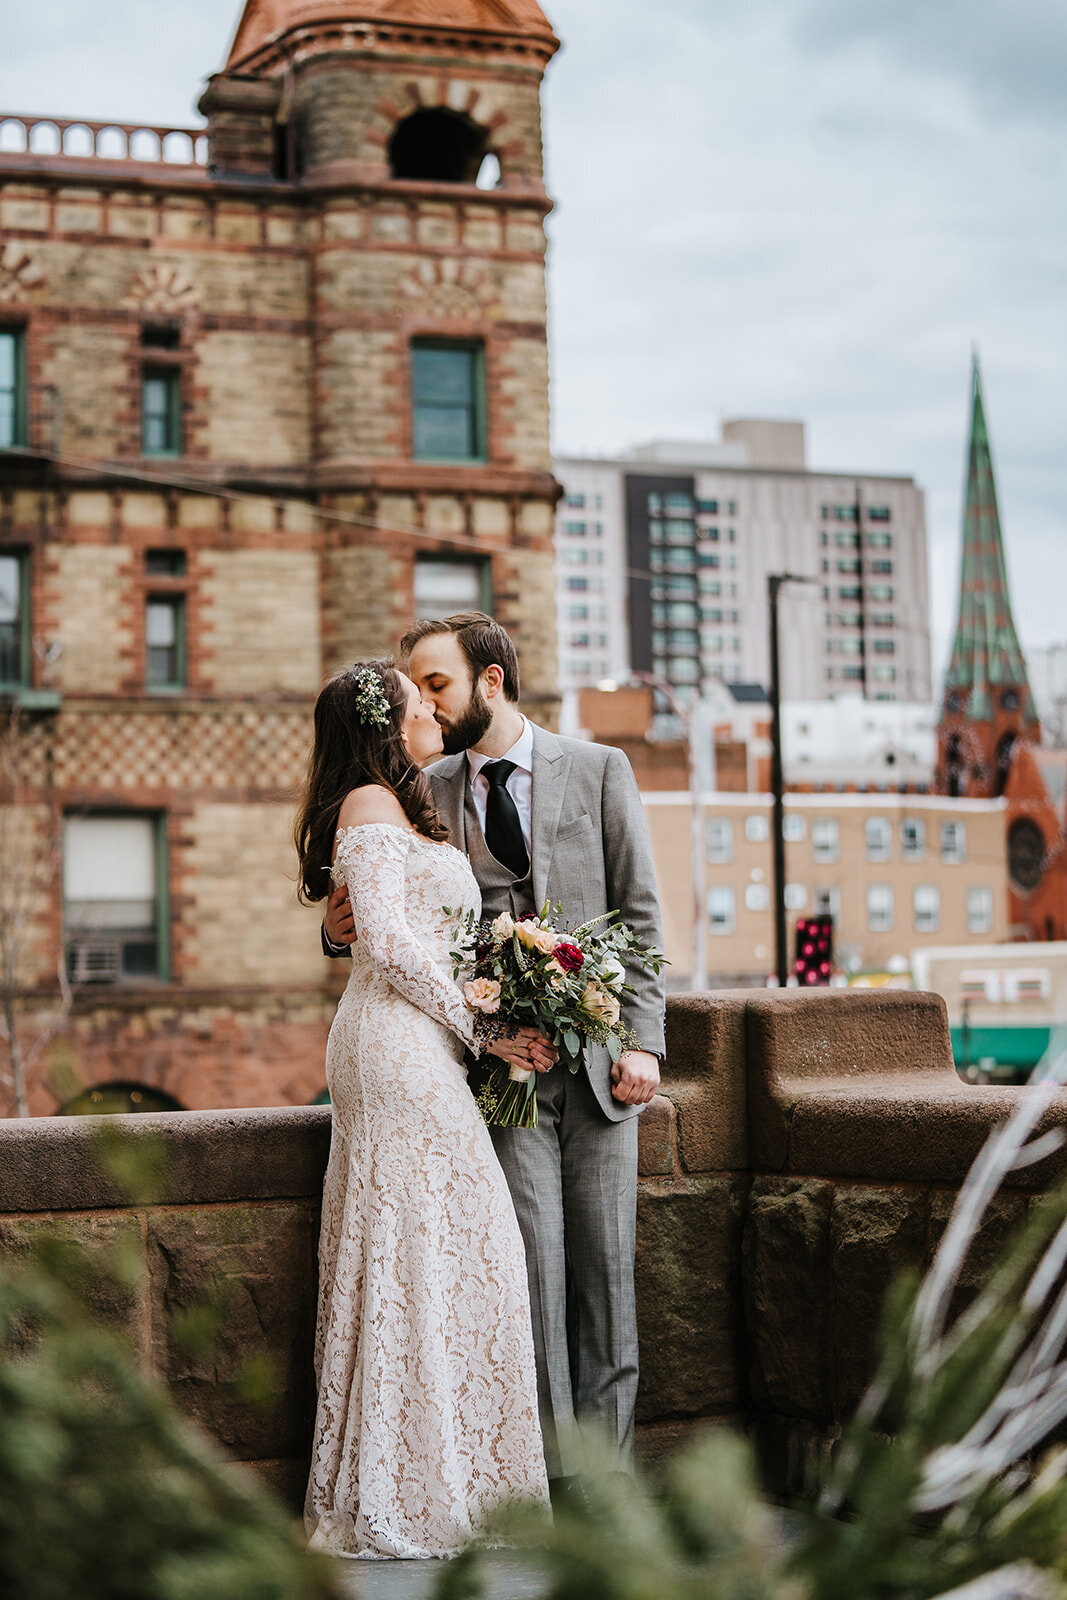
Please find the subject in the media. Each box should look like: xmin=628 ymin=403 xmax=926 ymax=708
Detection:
xmin=838 ymin=585 xmax=862 ymax=601
xmin=783 ymin=814 xmax=806 ymax=842
xmin=867 ymin=884 xmax=894 ymax=932
xmin=868 ymin=531 xmax=893 ymax=548
xmin=940 ymin=820 xmax=966 ymax=863
xmin=813 ymin=886 xmax=841 ymax=918
xmin=868 ymin=506 xmax=891 ymax=522
xmin=145 ymin=596 xmax=185 ymax=691
xmin=563 ymin=547 xmax=588 ymax=565
xmin=145 ymin=548 xmax=187 ymax=577
xmin=865 ymin=816 xmax=892 ymax=862
xmin=564 ymin=520 xmax=587 ymax=536
xmin=784 ymin=882 xmax=807 ymax=911
xmin=706 ymin=817 xmax=734 ymax=863
xmin=900 ymin=817 xmax=926 ymax=860
xmin=870 ymin=559 xmax=893 ymax=575
xmin=967 ymin=885 xmax=994 ymax=935
xmin=0 ymin=550 xmax=29 ymax=689
xmin=566 ymin=577 xmax=588 ymax=592
xmin=708 ymin=885 xmax=736 ymax=934
xmin=745 ymin=813 xmax=769 ymax=843
xmin=567 ymin=604 xmax=589 ymax=621
xmin=63 ymin=813 xmax=168 ymax=983
xmin=836 ymin=558 xmax=861 ymax=574
xmin=563 ymin=493 xmax=585 ymax=509
xmin=842 ymin=666 xmax=864 ymax=680
xmin=745 ymin=883 xmax=770 ymax=911
xmin=870 ymin=665 xmax=896 ymax=681
xmin=913 ymin=884 xmax=940 ymax=933
xmin=0 ymin=329 xmax=26 ymax=449
xmin=415 ymin=554 xmax=490 ymax=619
xmin=835 ymin=531 xmax=860 ymax=549
xmin=141 ymin=369 xmax=181 ymax=456
xmin=869 ymin=585 xmax=894 ymax=602
xmin=871 ymin=611 xmax=895 ymax=627
xmin=873 ymin=639 xmax=895 ymax=654
xmin=811 ymin=818 xmax=839 ymax=863
xmin=411 ymin=340 xmax=485 ymax=462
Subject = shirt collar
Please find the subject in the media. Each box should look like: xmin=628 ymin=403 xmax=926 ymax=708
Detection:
xmin=467 ymin=716 xmax=533 ymax=781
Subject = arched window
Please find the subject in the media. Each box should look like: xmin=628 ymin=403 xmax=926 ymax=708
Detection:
xmin=59 ymin=1082 xmax=183 ymax=1116
xmin=1008 ymin=818 xmax=1046 ymax=893
xmin=389 ymin=109 xmax=488 ymax=183
xmin=993 ymin=731 xmax=1017 ymax=797
xmin=944 ymin=733 xmax=965 ymax=798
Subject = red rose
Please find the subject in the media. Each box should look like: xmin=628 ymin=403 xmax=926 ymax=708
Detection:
xmin=554 ymin=942 xmax=584 ymax=972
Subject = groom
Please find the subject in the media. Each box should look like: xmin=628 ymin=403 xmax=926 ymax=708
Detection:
xmin=323 ymin=612 xmax=666 ymax=1493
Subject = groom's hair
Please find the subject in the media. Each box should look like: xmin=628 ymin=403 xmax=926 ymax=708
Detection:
xmin=400 ymin=612 xmax=521 ymax=703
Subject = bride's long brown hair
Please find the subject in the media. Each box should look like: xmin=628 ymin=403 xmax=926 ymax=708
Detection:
xmin=295 ymin=659 xmax=448 ymax=904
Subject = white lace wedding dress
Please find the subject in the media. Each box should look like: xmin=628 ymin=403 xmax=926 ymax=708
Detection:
xmin=304 ymin=822 xmax=548 ymax=1559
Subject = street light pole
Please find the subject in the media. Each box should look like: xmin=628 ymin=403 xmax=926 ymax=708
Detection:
xmin=629 ymin=671 xmax=709 ymax=991
xmin=767 ymin=573 xmax=818 ymax=987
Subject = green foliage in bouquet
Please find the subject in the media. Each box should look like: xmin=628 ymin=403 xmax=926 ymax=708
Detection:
xmin=448 ymin=901 xmax=666 ymax=1129
xmin=436 ymin=1085 xmax=1067 ymax=1600
xmin=0 ymin=1138 xmax=343 ymax=1600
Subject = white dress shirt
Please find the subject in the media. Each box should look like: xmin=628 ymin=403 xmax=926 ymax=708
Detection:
xmin=466 ymin=717 xmax=534 ymax=854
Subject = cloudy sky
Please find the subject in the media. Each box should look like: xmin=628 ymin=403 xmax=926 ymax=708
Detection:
xmin=3 ymin=0 xmax=1065 ymax=672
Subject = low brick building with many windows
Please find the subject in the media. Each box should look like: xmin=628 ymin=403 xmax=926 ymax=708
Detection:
xmin=0 ymin=0 xmax=561 ymax=1115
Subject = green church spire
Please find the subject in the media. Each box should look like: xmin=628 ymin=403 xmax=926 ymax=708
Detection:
xmin=943 ymin=354 xmax=1035 ymax=726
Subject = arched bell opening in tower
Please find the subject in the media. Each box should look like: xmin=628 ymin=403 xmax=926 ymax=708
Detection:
xmin=389 ymin=108 xmax=491 ymax=184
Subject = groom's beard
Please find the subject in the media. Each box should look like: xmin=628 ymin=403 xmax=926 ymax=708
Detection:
xmin=438 ymin=690 xmax=493 ymax=755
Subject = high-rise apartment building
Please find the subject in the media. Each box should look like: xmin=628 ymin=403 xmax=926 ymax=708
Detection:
xmin=554 ymin=421 xmax=931 ymax=707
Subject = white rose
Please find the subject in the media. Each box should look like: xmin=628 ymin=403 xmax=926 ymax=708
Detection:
xmin=598 ymin=954 xmax=626 ymax=991
xmin=491 ymin=911 xmax=516 ymax=942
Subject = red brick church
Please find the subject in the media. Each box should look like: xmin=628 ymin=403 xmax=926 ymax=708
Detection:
xmin=935 ymin=358 xmax=1067 ymax=941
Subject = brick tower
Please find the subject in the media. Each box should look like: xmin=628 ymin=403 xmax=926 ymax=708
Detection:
xmin=936 ymin=357 xmax=1066 ymax=939
xmin=0 ymin=1 xmax=561 ymax=1115
xmin=937 ymin=356 xmax=1039 ymax=799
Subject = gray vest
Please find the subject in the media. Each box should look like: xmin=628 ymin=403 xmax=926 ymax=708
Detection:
xmin=463 ymin=785 xmax=535 ymax=921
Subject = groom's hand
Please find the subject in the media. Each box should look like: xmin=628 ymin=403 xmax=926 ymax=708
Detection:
xmin=611 ymin=1049 xmax=660 ymax=1106
xmin=324 ymin=885 xmax=355 ymax=947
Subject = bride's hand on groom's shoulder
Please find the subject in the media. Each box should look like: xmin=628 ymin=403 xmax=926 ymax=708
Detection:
xmin=324 ymin=885 xmax=355 ymax=947
xmin=611 ymin=1049 xmax=660 ymax=1107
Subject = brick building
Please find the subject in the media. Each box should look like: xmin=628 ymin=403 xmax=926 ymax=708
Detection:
xmin=0 ymin=0 xmax=561 ymax=1115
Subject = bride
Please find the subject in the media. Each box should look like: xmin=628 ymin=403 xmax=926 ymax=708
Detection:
xmin=295 ymin=659 xmax=550 ymax=1559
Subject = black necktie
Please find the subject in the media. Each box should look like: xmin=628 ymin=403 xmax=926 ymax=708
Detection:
xmin=482 ymin=760 xmax=529 ymax=879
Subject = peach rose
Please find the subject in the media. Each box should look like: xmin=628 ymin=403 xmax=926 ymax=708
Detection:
xmin=514 ymin=919 xmax=543 ymax=950
xmin=581 ymin=980 xmax=621 ymax=1027
xmin=464 ymin=977 xmax=502 ymax=1014
xmin=532 ymin=927 xmax=559 ymax=956
xmin=491 ymin=911 xmax=516 ymax=942
xmin=544 ymin=957 xmax=568 ymax=988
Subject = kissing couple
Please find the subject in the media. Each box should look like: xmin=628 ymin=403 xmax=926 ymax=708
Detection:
xmin=296 ymin=611 xmax=666 ymax=1559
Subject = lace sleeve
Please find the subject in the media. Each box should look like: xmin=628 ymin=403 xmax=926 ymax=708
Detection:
xmin=332 ymin=824 xmax=475 ymax=1046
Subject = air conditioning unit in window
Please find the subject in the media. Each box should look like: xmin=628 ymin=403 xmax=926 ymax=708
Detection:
xmin=67 ymin=937 xmax=121 ymax=984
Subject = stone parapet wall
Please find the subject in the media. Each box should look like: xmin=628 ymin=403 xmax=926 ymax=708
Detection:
xmin=3 ymin=990 xmax=1062 ymax=1497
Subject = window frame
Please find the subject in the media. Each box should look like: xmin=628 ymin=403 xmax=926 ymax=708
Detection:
xmin=900 ymin=817 xmax=927 ymax=861
xmin=0 ymin=326 xmax=28 ymax=450
xmin=966 ymin=884 xmax=994 ymax=935
xmin=811 ymin=818 xmax=840 ymax=864
xmin=410 ymin=338 xmax=487 ymax=464
xmin=940 ymin=820 xmax=967 ymax=864
xmin=866 ymin=883 xmax=894 ymax=933
xmin=913 ymin=883 xmax=941 ymax=934
xmin=865 ymin=816 xmax=892 ymax=862
xmin=62 ymin=810 xmax=170 ymax=984
xmin=707 ymin=884 xmax=736 ymax=935
xmin=705 ymin=817 xmax=734 ymax=864
xmin=145 ymin=593 xmax=187 ymax=693
xmin=414 ymin=552 xmax=492 ymax=619
xmin=141 ymin=366 xmax=182 ymax=458
xmin=0 ymin=547 xmax=31 ymax=690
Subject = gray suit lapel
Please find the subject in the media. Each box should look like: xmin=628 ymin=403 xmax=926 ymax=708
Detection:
xmin=530 ymin=723 xmax=571 ymax=910
xmin=428 ymin=754 xmax=468 ymax=851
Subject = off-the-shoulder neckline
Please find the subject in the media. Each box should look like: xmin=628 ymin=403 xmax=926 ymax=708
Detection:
xmin=334 ymin=822 xmax=450 ymax=846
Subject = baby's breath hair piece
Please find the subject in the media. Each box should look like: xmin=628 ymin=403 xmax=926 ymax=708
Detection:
xmin=352 ymin=667 xmax=391 ymax=730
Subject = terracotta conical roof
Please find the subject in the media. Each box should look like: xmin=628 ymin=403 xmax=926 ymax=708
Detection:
xmin=943 ymin=355 xmax=1036 ymax=724
xmin=226 ymin=0 xmax=558 ymax=69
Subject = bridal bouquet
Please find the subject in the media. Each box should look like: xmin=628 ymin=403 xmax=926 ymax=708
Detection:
xmin=448 ymin=902 xmax=666 ymax=1129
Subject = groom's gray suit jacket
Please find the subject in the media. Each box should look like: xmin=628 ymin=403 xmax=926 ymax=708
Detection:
xmin=427 ymin=723 xmax=666 ymax=1121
